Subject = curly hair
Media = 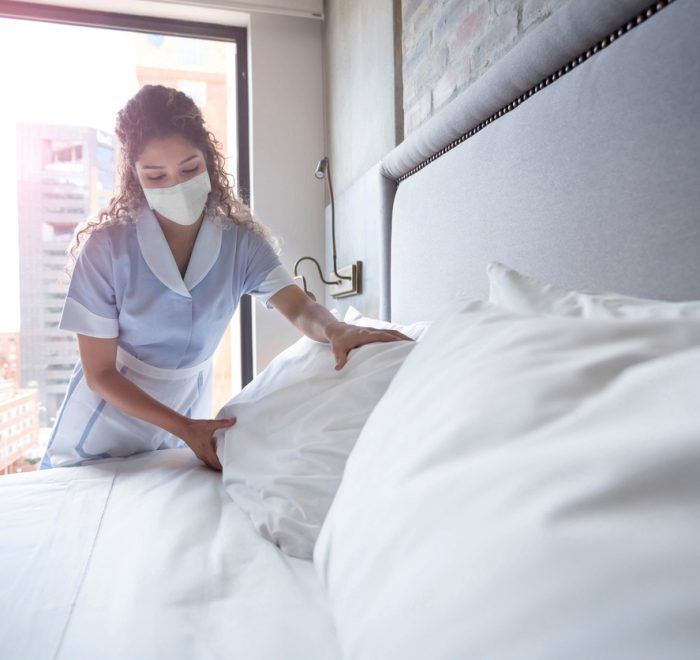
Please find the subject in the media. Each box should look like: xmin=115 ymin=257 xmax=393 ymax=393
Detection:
xmin=67 ymin=84 xmax=277 ymax=271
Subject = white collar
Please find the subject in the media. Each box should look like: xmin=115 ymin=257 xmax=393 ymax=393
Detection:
xmin=135 ymin=205 xmax=222 ymax=298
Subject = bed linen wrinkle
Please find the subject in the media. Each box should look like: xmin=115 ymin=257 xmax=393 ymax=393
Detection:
xmin=55 ymin=466 xmax=119 ymax=656
xmin=1 ymin=466 xmax=119 ymax=660
xmin=1 ymin=448 xmax=341 ymax=659
xmin=34 ymin=449 xmax=342 ymax=659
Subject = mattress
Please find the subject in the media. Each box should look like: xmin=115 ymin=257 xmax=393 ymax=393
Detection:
xmin=0 ymin=449 xmax=341 ymax=660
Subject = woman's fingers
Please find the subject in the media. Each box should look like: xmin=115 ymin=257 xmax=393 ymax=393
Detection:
xmin=210 ymin=419 xmax=232 ymax=470
xmin=191 ymin=418 xmax=234 ymax=471
xmin=197 ymin=452 xmax=213 ymax=469
xmin=209 ymin=449 xmax=222 ymax=471
xmin=332 ymin=329 xmax=415 ymax=370
xmin=335 ymin=352 xmax=348 ymax=370
xmin=356 ymin=329 xmax=412 ymax=344
xmin=390 ymin=330 xmax=414 ymax=341
xmin=200 ymin=448 xmax=221 ymax=471
xmin=378 ymin=329 xmax=413 ymax=341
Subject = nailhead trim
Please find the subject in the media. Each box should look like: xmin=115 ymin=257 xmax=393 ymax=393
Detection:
xmin=396 ymin=0 xmax=674 ymax=184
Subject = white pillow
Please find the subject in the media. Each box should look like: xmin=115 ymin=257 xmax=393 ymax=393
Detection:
xmin=343 ymin=305 xmax=431 ymax=340
xmin=314 ymin=299 xmax=700 ymax=659
xmin=487 ymin=260 xmax=700 ymax=319
xmin=214 ymin=330 xmax=415 ymax=559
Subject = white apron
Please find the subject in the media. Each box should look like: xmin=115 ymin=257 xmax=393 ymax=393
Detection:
xmin=41 ymin=347 xmax=213 ymax=469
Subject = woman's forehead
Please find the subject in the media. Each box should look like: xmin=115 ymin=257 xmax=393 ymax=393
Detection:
xmin=136 ymin=135 xmax=202 ymax=166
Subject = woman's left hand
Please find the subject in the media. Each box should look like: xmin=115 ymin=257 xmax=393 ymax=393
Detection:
xmin=325 ymin=322 xmax=414 ymax=370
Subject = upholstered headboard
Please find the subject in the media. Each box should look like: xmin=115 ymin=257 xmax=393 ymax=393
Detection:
xmin=325 ymin=0 xmax=700 ymax=324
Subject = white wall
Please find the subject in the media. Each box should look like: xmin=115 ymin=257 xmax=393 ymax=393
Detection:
xmin=248 ymin=11 xmax=326 ymax=373
xmin=320 ymin=0 xmax=399 ymax=319
xmin=324 ymin=0 xmax=399 ymax=196
xmin=18 ymin=0 xmax=324 ymax=22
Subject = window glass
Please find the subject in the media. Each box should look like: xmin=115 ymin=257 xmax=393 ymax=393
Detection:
xmin=0 ymin=17 xmax=239 ymax=475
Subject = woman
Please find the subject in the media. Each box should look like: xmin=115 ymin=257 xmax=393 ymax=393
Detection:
xmin=40 ymin=84 xmax=410 ymax=472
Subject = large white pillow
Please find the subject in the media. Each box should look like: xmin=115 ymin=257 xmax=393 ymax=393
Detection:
xmin=314 ymin=299 xmax=700 ymax=659
xmin=488 ymin=260 xmax=700 ymax=319
xmin=214 ymin=330 xmax=415 ymax=559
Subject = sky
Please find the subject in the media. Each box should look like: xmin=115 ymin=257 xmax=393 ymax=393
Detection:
xmin=0 ymin=17 xmax=140 ymax=331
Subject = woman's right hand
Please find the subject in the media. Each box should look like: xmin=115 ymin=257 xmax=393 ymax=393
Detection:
xmin=179 ymin=417 xmax=236 ymax=471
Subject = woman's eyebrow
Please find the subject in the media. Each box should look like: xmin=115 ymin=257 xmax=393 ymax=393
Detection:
xmin=142 ymin=154 xmax=200 ymax=170
xmin=179 ymin=154 xmax=199 ymax=165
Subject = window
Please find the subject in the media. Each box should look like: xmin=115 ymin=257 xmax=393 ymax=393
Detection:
xmin=54 ymin=143 xmax=82 ymax=163
xmin=96 ymin=145 xmax=113 ymax=166
xmin=0 ymin=6 xmax=246 ymax=476
xmin=180 ymin=39 xmax=204 ymax=66
xmin=178 ymin=79 xmax=207 ymax=108
xmin=97 ymin=168 xmax=115 ymax=190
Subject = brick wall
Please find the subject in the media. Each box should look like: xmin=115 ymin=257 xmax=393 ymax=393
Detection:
xmin=402 ymin=0 xmax=569 ymax=135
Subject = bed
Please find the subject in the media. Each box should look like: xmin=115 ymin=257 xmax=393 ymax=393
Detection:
xmin=1 ymin=449 xmax=340 ymax=659
xmin=2 ymin=0 xmax=699 ymax=658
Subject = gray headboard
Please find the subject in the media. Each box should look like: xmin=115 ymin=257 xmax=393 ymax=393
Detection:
xmin=380 ymin=0 xmax=700 ymax=323
xmin=324 ymin=0 xmax=700 ymax=324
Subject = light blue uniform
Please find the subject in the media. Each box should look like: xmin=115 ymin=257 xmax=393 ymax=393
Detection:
xmin=41 ymin=204 xmax=296 ymax=469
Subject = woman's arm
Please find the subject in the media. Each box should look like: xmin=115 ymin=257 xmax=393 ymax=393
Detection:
xmin=76 ymin=334 xmax=233 ymax=470
xmin=267 ymin=285 xmax=413 ymax=370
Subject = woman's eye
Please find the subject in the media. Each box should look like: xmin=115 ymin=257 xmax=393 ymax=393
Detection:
xmin=145 ymin=165 xmax=198 ymax=182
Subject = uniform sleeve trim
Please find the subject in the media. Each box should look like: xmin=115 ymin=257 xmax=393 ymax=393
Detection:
xmin=249 ymin=264 xmax=298 ymax=310
xmin=59 ymin=296 xmax=119 ymax=338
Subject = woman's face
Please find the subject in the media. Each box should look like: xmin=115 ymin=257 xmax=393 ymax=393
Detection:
xmin=134 ymin=134 xmax=207 ymax=189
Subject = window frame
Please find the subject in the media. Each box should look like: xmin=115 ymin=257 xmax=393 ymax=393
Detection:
xmin=0 ymin=0 xmax=255 ymax=387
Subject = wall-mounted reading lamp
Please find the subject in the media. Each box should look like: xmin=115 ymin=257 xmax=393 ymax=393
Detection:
xmin=293 ymin=157 xmax=362 ymax=301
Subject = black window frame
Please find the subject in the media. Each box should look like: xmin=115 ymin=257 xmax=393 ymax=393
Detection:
xmin=0 ymin=0 xmax=255 ymax=387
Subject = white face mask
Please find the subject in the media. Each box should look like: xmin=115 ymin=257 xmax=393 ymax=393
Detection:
xmin=141 ymin=169 xmax=212 ymax=226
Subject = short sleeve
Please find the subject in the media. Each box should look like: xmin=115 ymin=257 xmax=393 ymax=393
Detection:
xmin=59 ymin=231 xmax=119 ymax=338
xmin=242 ymin=231 xmax=297 ymax=310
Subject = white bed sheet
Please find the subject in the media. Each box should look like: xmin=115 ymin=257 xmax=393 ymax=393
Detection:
xmin=0 ymin=448 xmax=340 ymax=660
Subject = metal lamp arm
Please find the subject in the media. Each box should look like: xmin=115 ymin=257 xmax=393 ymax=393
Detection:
xmin=325 ymin=161 xmax=352 ymax=281
xmin=293 ymin=256 xmax=341 ymax=285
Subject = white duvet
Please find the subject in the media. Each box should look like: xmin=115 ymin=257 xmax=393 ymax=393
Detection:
xmin=0 ymin=448 xmax=340 ymax=660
